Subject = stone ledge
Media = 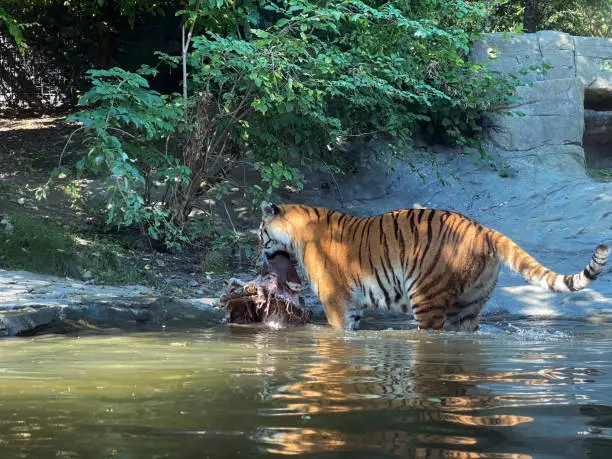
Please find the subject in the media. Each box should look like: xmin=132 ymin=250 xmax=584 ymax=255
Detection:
xmin=0 ymin=270 xmax=225 ymax=337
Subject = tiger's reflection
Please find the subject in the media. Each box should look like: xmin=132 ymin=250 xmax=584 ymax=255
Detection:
xmin=257 ymin=332 xmax=533 ymax=458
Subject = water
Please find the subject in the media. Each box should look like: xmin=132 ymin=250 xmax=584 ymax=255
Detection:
xmin=1 ymin=318 xmax=612 ymax=459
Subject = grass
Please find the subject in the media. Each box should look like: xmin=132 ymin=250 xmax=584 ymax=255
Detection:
xmin=0 ymin=211 xmax=154 ymax=284
xmin=0 ymin=213 xmax=82 ymax=278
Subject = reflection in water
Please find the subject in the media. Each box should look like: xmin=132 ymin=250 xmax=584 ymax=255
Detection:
xmin=257 ymin=328 xmax=612 ymax=458
xmin=0 ymin=322 xmax=611 ymax=458
xmin=260 ymin=426 xmax=497 ymax=457
xmin=266 ymin=334 xmax=541 ymax=413
xmin=258 ymin=334 xmax=538 ymax=457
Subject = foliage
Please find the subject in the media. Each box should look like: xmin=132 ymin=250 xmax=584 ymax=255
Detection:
xmin=175 ymin=0 xmax=516 ymax=170
xmin=49 ymin=64 xmax=252 ymax=248
xmin=0 ymin=0 xmax=169 ymax=52
xmin=0 ymin=6 xmax=27 ymax=51
xmin=481 ymin=0 xmax=612 ymax=37
xmin=586 ymin=167 xmax=612 ymax=180
xmin=6 ymin=0 xmax=607 ymax=257
xmin=58 ymin=66 xmax=189 ymax=246
xmin=0 ymin=0 xmax=168 ymax=26
xmin=0 ymin=0 xmax=177 ymax=110
xmin=53 ymin=0 xmax=518 ymax=246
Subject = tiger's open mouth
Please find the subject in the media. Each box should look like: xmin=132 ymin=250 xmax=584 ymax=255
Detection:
xmin=265 ymin=250 xmax=297 ymax=265
xmin=262 ymin=250 xmax=302 ymax=294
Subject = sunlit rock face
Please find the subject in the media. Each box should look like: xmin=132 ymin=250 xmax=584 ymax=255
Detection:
xmin=469 ymin=31 xmax=612 ymax=171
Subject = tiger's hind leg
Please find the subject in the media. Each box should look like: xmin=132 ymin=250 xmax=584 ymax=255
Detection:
xmin=411 ymin=289 xmax=460 ymax=331
xmin=444 ymin=263 xmax=501 ymax=332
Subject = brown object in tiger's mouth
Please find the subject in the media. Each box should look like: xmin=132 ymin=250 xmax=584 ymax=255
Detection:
xmin=220 ymin=252 xmax=311 ymax=328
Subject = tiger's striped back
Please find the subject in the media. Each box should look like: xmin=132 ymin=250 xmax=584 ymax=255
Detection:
xmin=259 ymin=202 xmax=609 ymax=331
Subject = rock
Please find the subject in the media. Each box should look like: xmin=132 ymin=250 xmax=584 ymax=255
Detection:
xmin=0 ymin=306 xmax=63 ymax=337
xmin=0 ymin=270 xmax=225 ymax=337
xmin=470 ymin=32 xmax=612 ymax=89
xmin=538 ymin=31 xmax=576 ymax=81
xmin=485 ymin=78 xmax=585 ymax=168
xmin=585 ymin=110 xmax=612 ymax=138
xmin=0 ymin=215 xmax=13 ymax=233
xmin=470 ymin=33 xmax=543 ymax=83
xmin=584 ymin=109 xmax=612 ymax=169
xmin=470 ymin=31 xmax=612 ymax=168
xmin=574 ymin=36 xmax=612 ymax=92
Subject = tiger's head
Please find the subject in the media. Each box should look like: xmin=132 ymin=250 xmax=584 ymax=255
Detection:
xmin=258 ymin=201 xmax=296 ymax=263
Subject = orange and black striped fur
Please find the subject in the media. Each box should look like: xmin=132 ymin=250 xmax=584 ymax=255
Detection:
xmin=258 ymin=202 xmax=609 ymax=331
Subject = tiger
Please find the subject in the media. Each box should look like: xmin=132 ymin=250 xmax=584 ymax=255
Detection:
xmin=258 ymin=201 xmax=609 ymax=331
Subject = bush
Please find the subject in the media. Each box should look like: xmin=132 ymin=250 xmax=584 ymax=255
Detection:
xmin=56 ymin=0 xmax=517 ymax=246
xmin=62 ymin=66 xmax=189 ymax=247
xmin=179 ymin=0 xmax=515 ymax=155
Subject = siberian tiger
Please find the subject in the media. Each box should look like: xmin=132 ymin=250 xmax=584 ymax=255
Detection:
xmin=258 ymin=201 xmax=609 ymax=331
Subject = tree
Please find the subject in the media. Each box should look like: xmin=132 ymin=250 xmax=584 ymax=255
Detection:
xmin=523 ymin=0 xmax=538 ymax=33
xmin=0 ymin=5 xmax=26 ymax=50
xmin=55 ymin=0 xmax=517 ymax=246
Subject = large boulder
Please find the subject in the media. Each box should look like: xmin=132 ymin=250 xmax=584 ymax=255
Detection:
xmin=484 ymin=78 xmax=585 ymax=169
xmin=470 ymin=32 xmax=612 ymax=89
xmin=470 ymin=31 xmax=612 ymax=167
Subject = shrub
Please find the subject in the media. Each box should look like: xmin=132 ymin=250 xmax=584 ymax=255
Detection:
xmin=55 ymin=0 xmax=517 ymax=246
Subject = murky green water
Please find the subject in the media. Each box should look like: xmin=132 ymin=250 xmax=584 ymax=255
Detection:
xmin=1 ymin=318 xmax=612 ymax=459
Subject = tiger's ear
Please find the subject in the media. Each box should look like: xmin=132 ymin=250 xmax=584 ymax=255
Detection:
xmin=261 ymin=201 xmax=281 ymax=218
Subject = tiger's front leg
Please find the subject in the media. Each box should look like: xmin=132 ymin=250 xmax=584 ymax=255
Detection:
xmin=319 ymin=291 xmax=363 ymax=330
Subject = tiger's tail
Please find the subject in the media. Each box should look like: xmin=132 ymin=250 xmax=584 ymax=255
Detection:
xmin=491 ymin=231 xmax=609 ymax=292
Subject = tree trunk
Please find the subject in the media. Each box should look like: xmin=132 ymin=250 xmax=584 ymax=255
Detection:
xmin=523 ymin=0 xmax=538 ymax=33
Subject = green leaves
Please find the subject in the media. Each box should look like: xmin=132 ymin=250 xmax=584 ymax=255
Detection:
xmin=63 ymin=0 xmax=518 ymax=247
xmin=181 ymin=0 xmax=516 ymax=193
xmin=66 ymin=66 xmax=189 ymax=246
xmin=482 ymin=0 xmax=611 ymax=38
xmin=69 ymin=66 xmax=181 ymax=146
xmin=0 ymin=5 xmax=27 ymax=51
